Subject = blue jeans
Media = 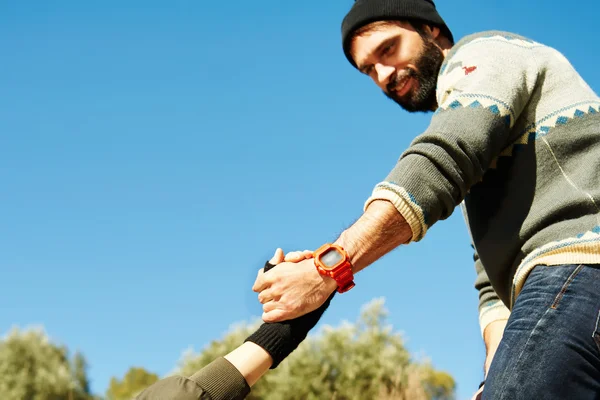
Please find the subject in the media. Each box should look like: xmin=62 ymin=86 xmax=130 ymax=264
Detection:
xmin=483 ymin=264 xmax=600 ymax=400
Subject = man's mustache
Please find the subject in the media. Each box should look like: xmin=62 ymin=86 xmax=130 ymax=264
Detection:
xmin=386 ymin=68 xmax=414 ymax=94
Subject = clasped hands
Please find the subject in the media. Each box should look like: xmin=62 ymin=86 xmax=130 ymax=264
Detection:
xmin=253 ymin=249 xmax=338 ymax=323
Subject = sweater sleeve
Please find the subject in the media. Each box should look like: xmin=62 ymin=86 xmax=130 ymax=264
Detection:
xmin=474 ymin=249 xmax=510 ymax=337
xmin=135 ymin=357 xmax=250 ymax=400
xmin=364 ymin=34 xmax=540 ymax=241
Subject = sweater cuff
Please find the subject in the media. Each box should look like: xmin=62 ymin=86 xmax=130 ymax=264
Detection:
xmin=479 ymin=301 xmax=511 ymax=337
xmin=364 ymin=182 xmax=426 ymax=242
xmin=189 ymin=357 xmax=250 ymax=400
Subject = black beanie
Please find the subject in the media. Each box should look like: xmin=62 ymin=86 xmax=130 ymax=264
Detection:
xmin=341 ymin=0 xmax=453 ymax=68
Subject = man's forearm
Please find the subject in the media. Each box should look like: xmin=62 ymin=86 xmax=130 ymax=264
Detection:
xmin=335 ymin=200 xmax=412 ymax=273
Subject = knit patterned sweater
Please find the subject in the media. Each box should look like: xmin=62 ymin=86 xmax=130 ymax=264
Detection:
xmin=364 ymin=31 xmax=600 ymax=335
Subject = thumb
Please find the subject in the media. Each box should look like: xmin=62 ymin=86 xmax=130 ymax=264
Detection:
xmin=269 ymin=248 xmax=284 ymax=265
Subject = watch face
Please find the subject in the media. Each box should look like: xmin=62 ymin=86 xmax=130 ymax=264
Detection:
xmin=320 ymin=248 xmax=343 ymax=269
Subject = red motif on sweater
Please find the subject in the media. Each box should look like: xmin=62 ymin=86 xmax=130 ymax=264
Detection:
xmin=462 ymin=66 xmax=477 ymax=75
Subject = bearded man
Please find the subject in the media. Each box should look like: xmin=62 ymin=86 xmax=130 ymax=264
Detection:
xmin=253 ymin=1 xmax=600 ymax=398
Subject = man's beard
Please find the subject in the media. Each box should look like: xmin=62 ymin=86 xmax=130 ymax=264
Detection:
xmin=384 ymin=38 xmax=444 ymax=113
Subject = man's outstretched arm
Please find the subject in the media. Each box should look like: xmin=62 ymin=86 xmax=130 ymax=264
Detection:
xmin=336 ymin=199 xmax=412 ymax=273
xmin=253 ymin=200 xmax=412 ymax=323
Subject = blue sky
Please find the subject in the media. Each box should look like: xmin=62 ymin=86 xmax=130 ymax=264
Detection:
xmin=1 ymin=1 xmax=598 ymax=398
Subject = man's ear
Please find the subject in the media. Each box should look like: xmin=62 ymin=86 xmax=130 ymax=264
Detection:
xmin=425 ymin=25 xmax=441 ymax=40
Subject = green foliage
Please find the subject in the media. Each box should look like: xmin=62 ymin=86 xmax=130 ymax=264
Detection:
xmin=177 ymin=298 xmax=456 ymax=400
xmin=2 ymin=299 xmax=455 ymax=400
xmin=0 ymin=327 xmax=94 ymax=400
xmin=421 ymin=366 xmax=457 ymax=400
xmin=106 ymin=367 xmax=159 ymax=400
xmin=177 ymin=321 xmax=259 ymax=377
xmin=73 ymin=352 xmax=91 ymax=396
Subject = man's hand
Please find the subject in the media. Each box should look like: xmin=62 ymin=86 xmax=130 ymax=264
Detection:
xmin=246 ymin=249 xmax=337 ymax=368
xmin=253 ymin=200 xmax=412 ymax=323
xmin=253 ymin=257 xmax=338 ymax=322
xmin=470 ymin=385 xmax=484 ymax=400
xmin=483 ymin=319 xmax=507 ymax=375
xmin=468 ymin=319 xmax=506 ymax=400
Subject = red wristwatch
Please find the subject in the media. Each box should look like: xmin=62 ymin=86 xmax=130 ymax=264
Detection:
xmin=313 ymin=243 xmax=355 ymax=293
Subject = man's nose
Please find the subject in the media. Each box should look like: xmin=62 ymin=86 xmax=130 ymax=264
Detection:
xmin=374 ymin=63 xmax=395 ymax=86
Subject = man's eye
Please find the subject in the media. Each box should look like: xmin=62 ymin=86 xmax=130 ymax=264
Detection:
xmin=381 ymin=43 xmax=394 ymax=56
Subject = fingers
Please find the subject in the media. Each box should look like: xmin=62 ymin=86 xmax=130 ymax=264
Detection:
xmin=254 ymin=249 xmax=283 ymax=292
xmin=262 ymin=299 xmax=278 ymax=314
xmin=253 ymin=269 xmax=274 ymax=292
xmin=284 ymin=249 xmax=313 ymax=262
xmin=262 ymin=308 xmax=291 ymax=323
xmin=257 ymin=288 xmax=276 ymax=304
xmin=254 ymin=248 xmax=311 ymax=293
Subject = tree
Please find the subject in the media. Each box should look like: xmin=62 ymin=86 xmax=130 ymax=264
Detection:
xmin=177 ymin=298 xmax=456 ymax=400
xmin=73 ymin=352 xmax=91 ymax=397
xmin=106 ymin=367 xmax=159 ymax=400
xmin=0 ymin=327 xmax=94 ymax=400
xmin=420 ymin=365 xmax=456 ymax=400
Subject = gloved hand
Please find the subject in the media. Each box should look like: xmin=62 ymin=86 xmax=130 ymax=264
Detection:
xmin=245 ymin=259 xmax=335 ymax=368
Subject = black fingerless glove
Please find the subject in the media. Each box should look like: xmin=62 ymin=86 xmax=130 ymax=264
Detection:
xmin=245 ymin=260 xmax=335 ymax=368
